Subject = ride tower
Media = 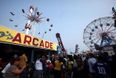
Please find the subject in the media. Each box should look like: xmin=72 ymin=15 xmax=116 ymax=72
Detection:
xmin=75 ymin=44 xmax=79 ymax=54
xmin=56 ymin=33 xmax=67 ymax=55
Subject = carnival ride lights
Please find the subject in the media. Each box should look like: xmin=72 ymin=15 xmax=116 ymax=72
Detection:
xmin=83 ymin=7 xmax=116 ymax=51
xmin=56 ymin=33 xmax=66 ymax=54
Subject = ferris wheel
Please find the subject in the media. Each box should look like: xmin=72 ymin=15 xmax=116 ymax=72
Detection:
xmin=83 ymin=16 xmax=116 ymax=50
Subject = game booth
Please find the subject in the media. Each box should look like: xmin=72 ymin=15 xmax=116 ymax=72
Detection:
xmin=0 ymin=26 xmax=58 ymax=64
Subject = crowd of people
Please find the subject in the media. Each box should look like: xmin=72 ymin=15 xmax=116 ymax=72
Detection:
xmin=0 ymin=51 xmax=116 ymax=78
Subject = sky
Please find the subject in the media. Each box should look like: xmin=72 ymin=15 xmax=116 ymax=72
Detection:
xmin=0 ymin=0 xmax=116 ymax=53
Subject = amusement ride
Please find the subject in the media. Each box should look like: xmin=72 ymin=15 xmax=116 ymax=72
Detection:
xmin=83 ymin=7 xmax=116 ymax=51
xmin=9 ymin=5 xmax=53 ymax=38
xmin=56 ymin=33 xmax=67 ymax=54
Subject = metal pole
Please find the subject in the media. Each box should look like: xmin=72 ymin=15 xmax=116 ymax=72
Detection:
xmin=31 ymin=49 xmax=34 ymax=63
xmin=48 ymin=51 xmax=51 ymax=60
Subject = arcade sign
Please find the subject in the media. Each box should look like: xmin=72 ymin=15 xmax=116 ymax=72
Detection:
xmin=0 ymin=26 xmax=57 ymax=51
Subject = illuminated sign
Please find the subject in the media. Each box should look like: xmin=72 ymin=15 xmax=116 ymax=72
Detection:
xmin=0 ymin=26 xmax=57 ymax=51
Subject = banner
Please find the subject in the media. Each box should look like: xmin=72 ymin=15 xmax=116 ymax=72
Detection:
xmin=0 ymin=26 xmax=57 ymax=51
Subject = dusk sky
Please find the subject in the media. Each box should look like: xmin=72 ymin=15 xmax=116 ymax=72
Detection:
xmin=0 ymin=0 xmax=115 ymax=53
